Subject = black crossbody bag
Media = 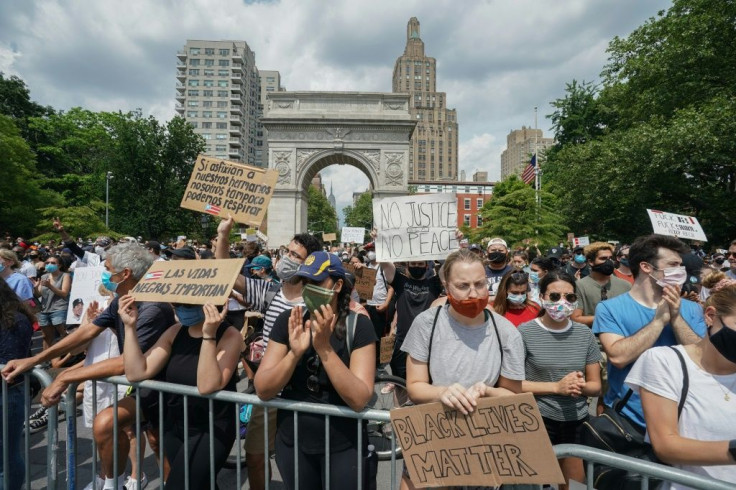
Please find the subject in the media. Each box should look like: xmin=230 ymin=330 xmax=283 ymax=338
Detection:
xmin=580 ymin=346 xmax=689 ymax=490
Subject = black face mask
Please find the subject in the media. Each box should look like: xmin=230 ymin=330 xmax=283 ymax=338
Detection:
xmin=488 ymin=251 xmax=506 ymax=263
xmin=715 ymin=258 xmax=725 ymax=265
xmin=710 ymin=323 xmax=736 ymax=363
xmin=591 ymin=259 xmax=615 ymax=276
xmin=408 ymin=266 xmax=426 ymax=279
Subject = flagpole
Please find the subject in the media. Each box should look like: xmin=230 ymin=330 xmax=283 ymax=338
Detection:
xmin=534 ymin=107 xmax=540 ymax=226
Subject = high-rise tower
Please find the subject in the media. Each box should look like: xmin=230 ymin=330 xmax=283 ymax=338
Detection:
xmin=392 ymin=18 xmax=459 ymax=181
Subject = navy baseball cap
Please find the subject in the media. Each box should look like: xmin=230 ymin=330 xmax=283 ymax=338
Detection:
xmin=296 ymin=251 xmax=346 ymax=282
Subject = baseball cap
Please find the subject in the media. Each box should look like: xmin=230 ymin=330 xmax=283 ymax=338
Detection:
xmin=546 ymin=247 xmax=563 ymax=259
xmin=680 ymin=252 xmax=704 ymax=285
xmin=245 ymin=255 xmax=272 ymax=269
xmin=469 ymin=243 xmax=482 ymax=251
xmin=296 ymin=251 xmax=346 ymax=282
xmin=169 ymin=246 xmax=197 ymax=260
xmin=487 ymin=238 xmax=508 ymax=250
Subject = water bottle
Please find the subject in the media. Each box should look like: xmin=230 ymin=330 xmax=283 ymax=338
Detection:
xmin=364 ymin=444 xmax=378 ymax=490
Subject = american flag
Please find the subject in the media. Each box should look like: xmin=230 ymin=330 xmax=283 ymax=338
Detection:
xmin=144 ymin=271 xmax=164 ymax=281
xmin=521 ymin=154 xmax=537 ymax=185
xmin=204 ymin=204 xmax=221 ymax=215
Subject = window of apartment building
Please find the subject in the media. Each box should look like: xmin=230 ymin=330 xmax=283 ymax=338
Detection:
xmin=203 ymin=111 xmax=213 ymax=118
xmin=218 ymin=80 xmax=228 ymax=87
xmin=219 ymin=49 xmax=230 ymax=56
xmin=188 ymin=80 xmax=199 ymax=86
xmin=217 ymin=101 xmax=227 ymax=108
xmin=189 ymin=59 xmax=200 ymax=66
xmin=202 ymin=101 xmax=212 ymax=108
xmin=203 ymin=90 xmax=213 ymax=97
xmin=215 ymin=145 xmax=227 ymax=151
xmin=204 ymin=80 xmax=214 ymax=87
xmin=216 ymin=122 xmax=227 ymax=129
xmin=216 ymin=133 xmax=227 ymax=140
xmin=218 ymin=69 xmax=229 ymax=76
xmin=204 ymin=48 xmax=214 ymax=55
xmin=217 ymin=111 xmax=227 ymax=119
xmin=187 ymin=90 xmax=199 ymax=97
xmin=186 ymin=111 xmax=197 ymax=118
xmin=202 ymin=133 xmax=211 ymax=140
xmin=464 ymin=215 xmax=471 ymax=226
xmin=266 ymin=77 xmax=275 ymax=82
xmin=477 ymin=215 xmax=483 ymax=227
xmin=204 ymin=69 xmax=214 ymax=76
xmin=205 ymin=59 xmax=215 ymax=66
xmin=189 ymin=48 xmax=200 ymax=55
xmin=187 ymin=101 xmax=198 ymax=107
xmin=477 ymin=199 xmax=483 ymax=209
xmin=188 ymin=69 xmax=199 ymax=76
xmin=219 ymin=60 xmax=230 ymax=67
xmin=202 ymin=122 xmax=212 ymax=129
xmin=218 ymin=90 xmax=228 ymax=97
xmin=266 ymin=87 xmax=274 ymax=92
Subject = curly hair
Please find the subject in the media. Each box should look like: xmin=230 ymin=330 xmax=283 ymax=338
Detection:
xmin=703 ymin=271 xmax=736 ymax=317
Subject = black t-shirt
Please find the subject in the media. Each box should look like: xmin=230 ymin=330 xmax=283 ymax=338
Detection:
xmin=269 ymin=308 xmax=377 ymax=453
xmin=565 ymin=262 xmax=590 ymax=279
xmin=485 ymin=263 xmax=513 ymax=291
xmin=391 ymin=273 xmax=443 ymax=343
xmin=93 ymin=297 xmax=175 ymax=353
xmin=164 ymin=322 xmax=238 ymax=430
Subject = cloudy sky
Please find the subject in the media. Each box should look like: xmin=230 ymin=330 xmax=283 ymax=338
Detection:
xmin=0 ymin=0 xmax=671 ymax=223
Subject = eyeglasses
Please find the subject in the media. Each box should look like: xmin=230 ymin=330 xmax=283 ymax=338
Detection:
xmin=600 ymin=287 xmax=608 ymax=301
xmin=287 ymin=249 xmax=306 ymax=261
xmin=728 ymin=252 xmax=736 ymax=258
xmin=306 ymin=355 xmax=321 ymax=393
xmin=547 ymin=292 xmax=577 ymax=303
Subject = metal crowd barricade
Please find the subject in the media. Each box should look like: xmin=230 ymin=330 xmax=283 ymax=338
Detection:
xmin=0 ymin=365 xmax=58 ymax=490
xmin=61 ymin=375 xmax=399 ymax=490
xmin=554 ymin=444 xmax=735 ymax=490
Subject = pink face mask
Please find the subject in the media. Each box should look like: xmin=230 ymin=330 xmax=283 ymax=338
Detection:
xmin=649 ymin=265 xmax=687 ymax=288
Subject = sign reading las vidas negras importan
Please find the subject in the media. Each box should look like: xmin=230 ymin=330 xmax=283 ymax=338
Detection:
xmin=373 ymin=194 xmax=459 ymax=262
xmin=130 ymin=258 xmax=245 ymax=305
xmin=391 ymin=393 xmax=564 ymax=488
xmin=180 ymin=155 xmax=278 ymax=227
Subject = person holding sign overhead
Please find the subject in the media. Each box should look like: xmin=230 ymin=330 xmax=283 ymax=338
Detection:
xmin=400 ymin=248 xmax=526 ymax=490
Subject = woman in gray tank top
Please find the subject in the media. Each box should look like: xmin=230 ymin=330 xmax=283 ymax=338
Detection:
xmin=33 ymin=254 xmax=71 ymax=351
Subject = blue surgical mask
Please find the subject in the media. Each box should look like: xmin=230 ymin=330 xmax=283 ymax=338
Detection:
xmin=45 ymin=264 xmax=59 ymax=273
xmin=175 ymin=305 xmax=205 ymax=327
xmin=101 ymin=270 xmax=121 ymax=292
xmin=0 ymin=263 xmax=5 ymax=274
xmin=529 ymin=272 xmax=540 ymax=284
xmin=507 ymin=293 xmax=527 ymax=305
xmin=574 ymin=254 xmax=586 ymax=264
xmin=619 ymin=258 xmax=630 ymax=267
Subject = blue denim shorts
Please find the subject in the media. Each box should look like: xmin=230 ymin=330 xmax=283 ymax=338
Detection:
xmin=38 ymin=310 xmax=67 ymax=326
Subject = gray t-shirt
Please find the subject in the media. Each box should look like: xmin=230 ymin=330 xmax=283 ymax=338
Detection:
xmin=401 ymin=305 xmax=525 ymax=388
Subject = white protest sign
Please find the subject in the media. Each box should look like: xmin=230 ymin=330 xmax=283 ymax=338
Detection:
xmin=256 ymin=230 xmax=268 ymax=243
xmin=341 ymin=227 xmax=365 ymax=244
xmin=373 ymin=193 xmax=459 ymax=262
xmin=66 ymin=266 xmax=111 ymax=325
xmin=572 ymin=236 xmax=589 ymax=247
xmin=647 ymin=209 xmax=707 ymax=242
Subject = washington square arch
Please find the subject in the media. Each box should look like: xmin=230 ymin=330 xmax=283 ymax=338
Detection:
xmin=262 ymin=92 xmax=416 ymax=247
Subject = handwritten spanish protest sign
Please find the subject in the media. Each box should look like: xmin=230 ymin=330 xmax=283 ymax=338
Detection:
xmin=130 ymin=258 xmax=245 ymax=305
xmin=391 ymin=393 xmax=564 ymax=488
xmin=373 ymin=194 xmax=459 ymax=262
xmin=180 ymin=155 xmax=278 ymax=227
xmin=322 ymin=233 xmax=337 ymax=243
xmin=341 ymin=227 xmax=366 ymax=244
xmin=647 ymin=209 xmax=707 ymax=242
xmin=66 ymin=266 xmax=111 ymax=325
xmin=344 ymin=264 xmax=376 ymax=300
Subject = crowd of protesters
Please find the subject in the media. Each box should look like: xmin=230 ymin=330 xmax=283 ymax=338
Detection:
xmin=1 ymin=221 xmax=736 ymax=489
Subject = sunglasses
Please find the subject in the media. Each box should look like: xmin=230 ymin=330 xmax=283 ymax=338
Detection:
xmin=306 ymin=355 xmax=321 ymax=393
xmin=728 ymin=252 xmax=736 ymax=258
xmin=547 ymin=292 xmax=577 ymax=303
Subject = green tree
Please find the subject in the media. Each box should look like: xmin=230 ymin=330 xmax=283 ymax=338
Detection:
xmin=0 ymin=73 xmax=53 ymax=137
xmin=473 ymin=176 xmax=569 ymax=248
xmin=307 ymin=185 xmax=338 ymax=236
xmin=343 ymin=191 xmax=373 ymax=241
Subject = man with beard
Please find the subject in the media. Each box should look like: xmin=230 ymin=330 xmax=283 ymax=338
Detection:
xmin=485 ymin=237 xmax=513 ymax=297
xmin=573 ymin=242 xmax=631 ymax=327
xmin=215 ymin=216 xmax=321 ymax=490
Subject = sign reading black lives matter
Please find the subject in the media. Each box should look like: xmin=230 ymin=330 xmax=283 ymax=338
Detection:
xmin=181 ymin=155 xmax=278 ymax=227
xmin=373 ymin=193 xmax=459 ymax=262
xmin=391 ymin=393 xmax=564 ymax=488
xmin=130 ymin=258 xmax=245 ymax=305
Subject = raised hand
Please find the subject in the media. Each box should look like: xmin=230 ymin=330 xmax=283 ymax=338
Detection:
xmin=217 ymin=214 xmax=234 ymax=236
xmin=288 ymin=306 xmax=311 ymax=358
xmin=310 ymin=304 xmax=337 ymax=353
xmin=117 ymin=294 xmax=139 ymax=327
xmin=202 ymin=303 xmax=227 ymax=338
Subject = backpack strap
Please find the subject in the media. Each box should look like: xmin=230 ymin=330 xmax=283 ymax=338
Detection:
xmin=426 ymin=306 xmax=443 ymax=385
xmin=667 ymin=346 xmax=689 ymax=417
xmin=488 ymin=309 xmax=503 ymax=368
xmin=262 ymin=281 xmax=281 ymax=315
xmin=345 ymin=311 xmax=358 ymax=357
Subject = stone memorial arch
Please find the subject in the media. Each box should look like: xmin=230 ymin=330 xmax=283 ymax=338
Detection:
xmin=262 ymin=92 xmax=416 ymax=246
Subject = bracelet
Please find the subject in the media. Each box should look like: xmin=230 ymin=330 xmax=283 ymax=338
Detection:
xmin=202 ymin=337 xmax=217 ymax=341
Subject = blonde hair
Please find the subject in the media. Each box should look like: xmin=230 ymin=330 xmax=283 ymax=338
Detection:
xmin=439 ymin=249 xmax=485 ymax=284
xmin=703 ymin=271 xmax=736 ymax=316
xmin=584 ymin=242 xmax=614 ymax=261
xmin=0 ymin=249 xmax=20 ymax=269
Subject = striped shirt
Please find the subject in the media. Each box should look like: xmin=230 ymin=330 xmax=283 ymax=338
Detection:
xmin=518 ymin=318 xmax=601 ymax=421
xmin=243 ymin=277 xmax=303 ymax=345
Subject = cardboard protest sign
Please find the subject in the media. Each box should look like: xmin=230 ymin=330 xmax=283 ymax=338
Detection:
xmin=66 ymin=266 xmax=112 ymax=325
xmin=391 ymin=393 xmax=564 ymax=488
xmin=130 ymin=258 xmax=245 ymax=305
xmin=647 ymin=209 xmax=707 ymax=242
xmin=341 ymin=227 xmax=365 ymax=244
xmin=322 ymin=233 xmax=337 ymax=242
xmin=344 ymin=264 xmax=376 ymax=300
xmin=180 ymin=155 xmax=278 ymax=227
xmin=380 ymin=335 xmax=395 ymax=363
xmin=373 ymin=194 xmax=459 ymax=262
xmin=572 ymin=236 xmax=589 ymax=247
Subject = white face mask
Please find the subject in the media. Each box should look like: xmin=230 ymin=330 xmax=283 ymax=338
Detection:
xmin=649 ymin=265 xmax=687 ymax=288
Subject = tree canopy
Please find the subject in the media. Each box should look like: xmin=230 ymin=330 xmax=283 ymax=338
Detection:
xmin=307 ymin=185 xmax=338 ymax=237
xmin=343 ymin=191 xmax=373 ymax=242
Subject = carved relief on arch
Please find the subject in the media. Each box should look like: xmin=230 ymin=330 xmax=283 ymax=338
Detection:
xmin=273 ymin=150 xmax=292 ymax=184
xmin=296 ymin=149 xmax=321 ymax=172
xmin=356 ymin=150 xmax=380 ymax=172
xmin=384 ymin=152 xmax=405 ymax=186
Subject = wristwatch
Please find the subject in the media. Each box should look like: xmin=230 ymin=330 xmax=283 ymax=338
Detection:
xmin=729 ymin=440 xmax=736 ymax=461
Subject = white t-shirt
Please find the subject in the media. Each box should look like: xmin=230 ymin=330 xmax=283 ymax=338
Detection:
xmin=626 ymin=345 xmax=736 ymax=489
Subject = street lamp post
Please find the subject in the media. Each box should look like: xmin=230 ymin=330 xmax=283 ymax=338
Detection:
xmin=105 ymin=171 xmax=113 ymax=228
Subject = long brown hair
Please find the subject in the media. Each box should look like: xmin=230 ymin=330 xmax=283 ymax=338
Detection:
xmin=703 ymin=271 xmax=736 ymax=317
xmin=493 ymin=271 xmax=533 ymax=315
xmin=0 ymin=277 xmax=36 ymax=329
